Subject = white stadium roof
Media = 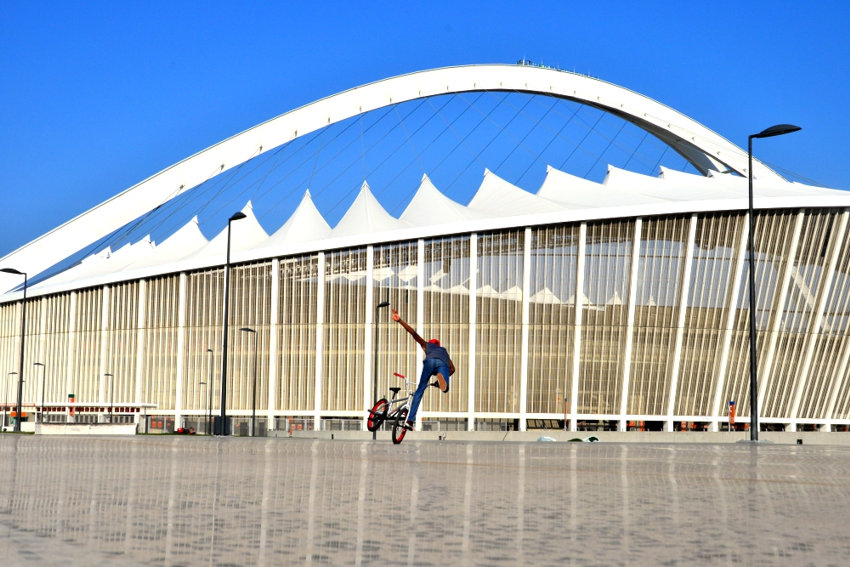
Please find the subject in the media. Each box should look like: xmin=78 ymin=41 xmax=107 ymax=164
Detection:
xmin=2 ymin=63 xmax=849 ymax=299
xmin=14 ymin=163 xmax=850 ymax=299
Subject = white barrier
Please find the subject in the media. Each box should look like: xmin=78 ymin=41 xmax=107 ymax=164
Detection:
xmin=35 ymin=423 xmax=137 ymax=436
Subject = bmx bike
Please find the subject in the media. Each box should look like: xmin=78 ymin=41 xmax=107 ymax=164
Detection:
xmin=367 ymin=372 xmax=418 ymax=444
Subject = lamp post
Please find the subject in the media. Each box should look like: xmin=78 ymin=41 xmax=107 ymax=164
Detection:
xmin=206 ymin=348 xmax=213 ymax=435
xmin=747 ymin=123 xmax=801 ymax=442
xmin=1 ymin=268 xmax=27 ymax=432
xmin=199 ymin=380 xmax=207 ymax=433
xmin=218 ymin=211 xmax=247 ymax=436
xmin=240 ymin=327 xmax=258 ymax=437
xmin=104 ymin=373 xmax=114 ymax=423
xmin=34 ymin=362 xmax=45 ymax=424
xmin=372 ymin=300 xmax=390 ymax=440
xmin=4 ymin=372 xmax=16 ymax=430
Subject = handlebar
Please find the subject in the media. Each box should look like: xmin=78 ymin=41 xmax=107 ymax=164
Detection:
xmin=393 ymin=372 xmax=405 ymax=379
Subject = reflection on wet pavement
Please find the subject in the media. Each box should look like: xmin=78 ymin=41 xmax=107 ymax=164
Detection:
xmin=1 ymin=436 xmax=849 ymax=566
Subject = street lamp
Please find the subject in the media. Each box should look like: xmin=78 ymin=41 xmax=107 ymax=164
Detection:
xmin=206 ymin=348 xmax=213 ymax=435
xmin=240 ymin=327 xmax=258 ymax=437
xmin=747 ymin=123 xmax=801 ymax=442
xmin=199 ymin=380 xmax=207 ymax=433
xmin=4 ymin=372 xmax=16 ymax=430
xmin=372 ymin=300 xmax=390 ymax=440
xmin=104 ymin=373 xmax=114 ymax=423
xmin=34 ymin=362 xmax=45 ymax=424
xmin=218 ymin=211 xmax=247 ymax=436
xmin=1 ymin=268 xmax=27 ymax=432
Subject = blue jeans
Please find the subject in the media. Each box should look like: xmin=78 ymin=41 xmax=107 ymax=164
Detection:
xmin=407 ymin=358 xmax=450 ymax=423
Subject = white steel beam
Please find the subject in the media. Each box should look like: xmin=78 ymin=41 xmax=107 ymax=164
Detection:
xmin=757 ymin=211 xmax=804 ymax=409
xmin=135 ymin=279 xmax=146 ymax=425
xmin=666 ymin=214 xmax=698 ymax=430
xmin=569 ymin=223 xmax=587 ymax=431
xmin=789 ymin=211 xmax=850 ymax=423
xmin=66 ymin=291 xmax=76 ymax=422
xmin=824 ymin=335 xmax=850 ymax=428
xmin=174 ymin=273 xmax=188 ymax=429
xmin=519 ymin=227 xmax=532 ymax=432
xmin=99 ymin=285 xmax=110 ymax=419
xmin=416 ymin=239 xmax=425 ymax=429
xmin=619 ymin=218 xmax=642 ymax=430
xmin=363 ymin=245 xmax=375 ymax=431
xmin=314 ymin=252 xmax=325 ymax=429
xmin=468 ymin=234 xmax=477 ymax=431
xmin=711 ymin=215 xmax=749 ymax=424
xmin=268 ymin=258 xmax=280 ymax=431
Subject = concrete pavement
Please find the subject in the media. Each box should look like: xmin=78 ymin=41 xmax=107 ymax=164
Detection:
xmin=1 ymin=435 xmax=848 ymax=565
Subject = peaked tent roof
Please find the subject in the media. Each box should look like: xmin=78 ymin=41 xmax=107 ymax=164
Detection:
xmin=190 ymin=201 xmax=269 ymax=260
xmin=468 ymin=169 xmax=563 ymax=215
xmin=605 ymin=166 xmax=740 ymax=202
xmin=332 ymin=181 xmax=408 ymax=237
xmin=260 ymin=190 xmax=332 ymax=251
xmin=400 ymin=174 xmax=491 ymax=226
xmin=36 ymin=236 xmax=157 ymax=289
xmin=539 ymin=166 xmax=662 ymax=208
xmin=536 ymin=166 xmax=612 ymax=207
xmin=125 ymin=216 xmax=209 ymax=270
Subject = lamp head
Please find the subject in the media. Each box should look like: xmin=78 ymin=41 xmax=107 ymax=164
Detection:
xmin=377 ymin=301 xmax=390 ymax=309
xmin=0 ymin=267 xmax=24 ymax=276
xmin=229 ymin=211 xmax=248 ymax=222
xmin=751 ymin=124 xmax=801 ymax=139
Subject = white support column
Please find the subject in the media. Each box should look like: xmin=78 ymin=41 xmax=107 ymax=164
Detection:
xmin=99 ymin=285 xmax=110 ymax=421
xmin=519 ymin=227 xmax=532 ymax=432
xmin=824 ymin=333 xmax=850 ymax=427
xmin=37 ymin=297 xmax=47 ymax=372
xmin=415 ymin=239 xmax=425 ymax=428
xmin=135 ymin=280 xmax=147 ymax=426
xmin=789 ymin=211 xmax=850 ymax=423
xmin=711 ymin=216 xmax=750 ymax=424
xmin=66 ymin=291 xmax=77 ymax=422
xmin=569 ymin=223 xmax=586 ymax=432
xmin=468 ymin=234 xmax=477 ymax=431
xmin=174 ymin=272 xmax=188 ymax=429
xmin=619 ymin=218 xmax=642 ymax=430
xmin=268 ymin=259 xmax=280 ymax=431
xmin=757 ymin=211 xmax=804 ymax=409
xmin=666 ymin=214 xmax=698 ymax=431
xmin=314 ymin=252 xmax=325 ymax=429
xmin=37 ymin=297 xmax=47 ymax=415
xmin=363 ymin=245 xmax=375 ymax=430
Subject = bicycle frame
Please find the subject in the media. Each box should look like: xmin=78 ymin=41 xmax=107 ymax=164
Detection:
xmin=367 ymin=371 xmax=415 ymax=438
xmin=385 ymin=372 xmax=414 ymax=419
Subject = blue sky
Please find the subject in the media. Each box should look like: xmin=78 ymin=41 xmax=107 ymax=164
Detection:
xmin=2 ymin=1 xmax=849 ymax=259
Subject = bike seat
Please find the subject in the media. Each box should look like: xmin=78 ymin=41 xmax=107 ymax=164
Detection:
xmin=389 ymin=387 xmax=401 ymax=396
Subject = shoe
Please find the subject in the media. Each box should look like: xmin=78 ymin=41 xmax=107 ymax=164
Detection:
xmin=405 ymin=421 xmax=415 ymax=430
xmin=430 ymin=381 xmax=450 ymax=393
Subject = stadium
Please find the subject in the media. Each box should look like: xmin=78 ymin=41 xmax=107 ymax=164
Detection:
xmin=3 ymin=63 xmax=850 ymax=435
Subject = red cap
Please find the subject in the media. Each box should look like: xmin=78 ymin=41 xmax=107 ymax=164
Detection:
xmin=428 ymin=338 xmax=440 ymax=346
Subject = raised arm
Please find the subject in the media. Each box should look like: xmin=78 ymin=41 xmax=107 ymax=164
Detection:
xmin=392 ymin=309 xmax=426 ymax=350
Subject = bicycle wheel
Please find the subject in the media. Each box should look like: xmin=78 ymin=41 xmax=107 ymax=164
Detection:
xmin=367 ymin=398 xmax=389 ymax=432
xmin=392 ymin=407 xmax=409 ymax=444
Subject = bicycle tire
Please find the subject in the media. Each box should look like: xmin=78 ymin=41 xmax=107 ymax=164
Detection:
xmin=367 ymin=398 xmax=389 ymax=432
xmin=392 ymin=407 xmax=409 ymax=444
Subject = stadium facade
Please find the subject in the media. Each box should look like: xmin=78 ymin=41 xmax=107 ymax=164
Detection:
xmin=3 ymin=63 xmax=850 ymax=434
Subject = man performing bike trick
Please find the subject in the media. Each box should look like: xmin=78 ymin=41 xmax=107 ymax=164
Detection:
xmin=392 ymin=309 xmax=455 ymax=430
